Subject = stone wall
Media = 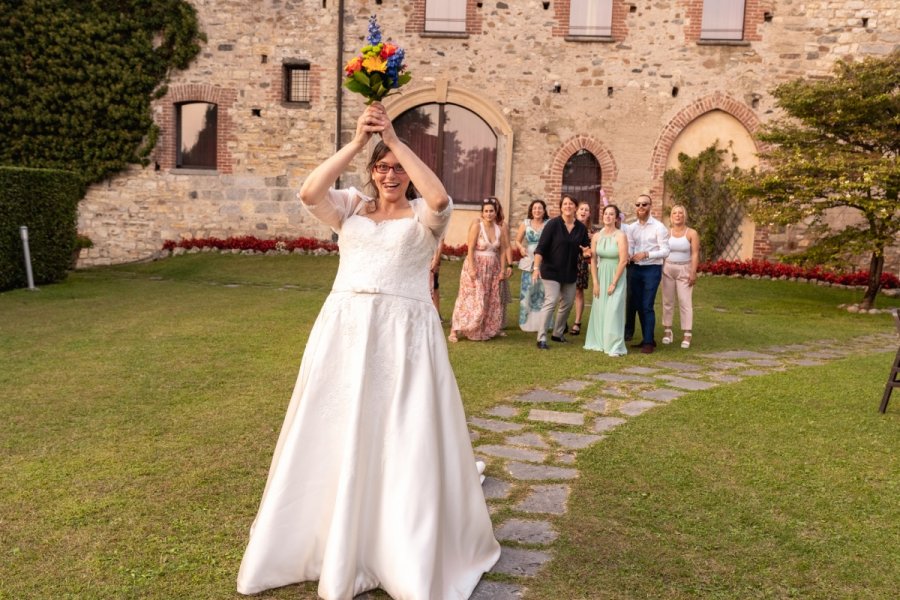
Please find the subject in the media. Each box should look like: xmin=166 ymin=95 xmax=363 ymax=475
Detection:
xmin=77 ymin=0 xmax=899 ymax=274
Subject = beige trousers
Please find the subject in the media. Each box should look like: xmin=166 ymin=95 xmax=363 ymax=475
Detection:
xmin=662 ymin=261 xmax=693 ymax=331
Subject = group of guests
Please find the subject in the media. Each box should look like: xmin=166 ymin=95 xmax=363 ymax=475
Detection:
xmin=446 ymin=192 xmax=699 ymax=355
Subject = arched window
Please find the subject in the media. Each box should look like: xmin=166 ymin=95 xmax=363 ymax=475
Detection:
xmin=176 ymin=102 xmax=217 ymax=169
xmin=561 ymin=149 xmax=602 ymax=222
xmin=393 ymin=103 xmax=497 ymax=205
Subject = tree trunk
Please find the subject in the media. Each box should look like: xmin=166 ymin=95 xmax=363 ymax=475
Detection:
xmin=859 ymin=250 xmax=884 ymax=310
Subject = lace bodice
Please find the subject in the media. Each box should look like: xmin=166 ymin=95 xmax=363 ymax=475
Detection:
xmin=302 ymin=187 xmax=451 ymax=303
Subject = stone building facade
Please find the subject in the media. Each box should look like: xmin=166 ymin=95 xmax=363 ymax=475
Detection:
xmin=76 ymin=0 xmax=899 ymax=272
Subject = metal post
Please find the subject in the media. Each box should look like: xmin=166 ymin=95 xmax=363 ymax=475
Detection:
xmin=19 ymin=226 xmax=37 ymax=290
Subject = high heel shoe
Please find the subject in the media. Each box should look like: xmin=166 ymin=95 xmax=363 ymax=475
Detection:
xmin=681 ymin=332 xmax=692 ymax=349
xmin=662 ymin=328 xmax=673 ymax=344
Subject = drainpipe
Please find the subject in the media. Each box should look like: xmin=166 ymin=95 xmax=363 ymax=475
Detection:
xmin=334 ymin=0 xmax=345 ymax=188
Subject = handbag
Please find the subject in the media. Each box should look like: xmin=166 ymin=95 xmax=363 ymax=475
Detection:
xmin=518 ymin=255 xmax=533 ymax=271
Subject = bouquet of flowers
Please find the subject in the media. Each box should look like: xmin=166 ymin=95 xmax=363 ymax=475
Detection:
xmin=344 ymin=15 xmax=411 ymax=104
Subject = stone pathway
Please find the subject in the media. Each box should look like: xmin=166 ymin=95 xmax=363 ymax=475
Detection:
xmin=462 ymin=333 xmax=897 ymax=599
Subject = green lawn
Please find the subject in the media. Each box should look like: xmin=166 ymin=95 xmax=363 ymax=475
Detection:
xmin=1 ymin=254 xmax=898 ymax=599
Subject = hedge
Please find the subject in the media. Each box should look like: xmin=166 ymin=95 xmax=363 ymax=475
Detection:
xmin=0 ymin=167 xmax=84 ymax=291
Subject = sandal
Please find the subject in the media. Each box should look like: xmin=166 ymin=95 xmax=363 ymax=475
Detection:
xmin=662 ymin=328 xmax=673 ymax=345
xmin=681 ymin=332 xmax=692 ymax=349
xmin=448 ymin=332 xmax=458 ymax=343
xmin=570 ymin=323 xmax=581 ymax=336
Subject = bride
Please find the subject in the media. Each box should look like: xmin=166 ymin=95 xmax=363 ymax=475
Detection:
xmin=236 ymin=102 xmax=500 ymax=599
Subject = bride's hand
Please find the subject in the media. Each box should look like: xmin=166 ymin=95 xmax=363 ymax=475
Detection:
xmin=370 ymin=102 xmax=399 ymax=146
xmin=353 ymin=105 xmax=384 ymax=147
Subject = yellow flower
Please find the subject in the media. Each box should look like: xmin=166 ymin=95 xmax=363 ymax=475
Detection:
xmin=362 ymin=55 xmax=387 ymax=73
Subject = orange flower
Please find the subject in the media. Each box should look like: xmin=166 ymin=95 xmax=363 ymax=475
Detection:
xmin=344 ymin=56 xmax=363 ymax=76
xmin=362 ymin=55 xmax=387 ymax=73
xmin=380 ymin=42 xmax=397 ymax=59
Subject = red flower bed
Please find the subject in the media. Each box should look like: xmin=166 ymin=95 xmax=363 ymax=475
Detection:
xmin=162 ymin=236 xmax=338 ymax=253
xmin=699 ymin=259 xmax=899 ymax=289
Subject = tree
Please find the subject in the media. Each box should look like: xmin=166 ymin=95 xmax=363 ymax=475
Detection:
xmin=664 ymin=141 xmax=745 ymax=261
xmin=730 ymin=51 xmax=900 ymax=309
xmin=0 ymin=0 xmax=204 ymax=184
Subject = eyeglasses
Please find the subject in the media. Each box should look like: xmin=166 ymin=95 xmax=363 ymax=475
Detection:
xmin=374 ymin=162 xmax=406 ymax=175
xmin=635 ymin=201 xmax=651 ymax=208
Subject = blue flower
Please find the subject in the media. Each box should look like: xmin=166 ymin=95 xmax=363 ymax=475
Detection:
xmin=386 ymin=48 xmax=405 ymax=87
xmin=367 ymin=15 xmax=382 ymax=45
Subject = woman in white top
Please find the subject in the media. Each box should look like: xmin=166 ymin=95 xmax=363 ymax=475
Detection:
xmin=661 ymin=205 xmax=700 ymax=348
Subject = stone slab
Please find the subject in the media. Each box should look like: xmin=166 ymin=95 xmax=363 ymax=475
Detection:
xmin=588 ymin=372 xmax=652 ymax=383
xmin=528 ymin=409 xmax=585 ymax=426
xmin=469 ymin=417 xmax=526 ymax=433
xmin=514 ymin=484 xmax=569 ymax=514
xmin=602 ymin=386 xmax=628 ymax=397
xmin=654 ymin=360 xmax=702 ymax=371
xmin=621 ymin=366 xmax=659 ymax=375
xmin=470 ymin=429 xmax=480 ymax=442
xmin=495 ymin=518 xmax=559 ymax=544
xmin=707 ymin=373 xmax=744 ymax=383
xmin=711 ymin=360 xmax=747 ymax=370
xmin=747 ymin=359 xmax=783 ymax=367
xmin=487 ymin=405 xmax=519 ymax=418
xmin=555 ymin=379 xmax=592 ymax=392
xmin=477 ymin=444 xmax=546 ymax=463
xmin=548 ymin=431 xmax=604 ymax=449
xmin=482 ymin=476 xmax=511 ymax=500
xmin=657 ymin=376 xmax=718 ymax=391
xmin=619 ymin=400 xmax=659 ymax=416
xmin=507 ymin=462 xmax=578 ymax=481
xmin=491 ymin=546 xmax=552 ymax=577
xmin=554 ymin=452 xmax=576 ymax=464
xmin=470 ymin=581 xmax=523 ymax=600
xmin=739 ymin=369 xmax=769 ymax=376
xmin=506 ymin=432 xmax=550 ymax=448
xmin=593 ymin=416 xmax=627 ymax=432
xmin=583 ymin=398 xmax=607 ymax=413
xmin=789 ymin=359 xmax=826 ymax=366
xmin=701 ymin=351 xmax=777 ymax=360
xmin=514 ymin=389 xmax=578 ymax=404
xmin=642 ymin=388 xmax=684 ymax=403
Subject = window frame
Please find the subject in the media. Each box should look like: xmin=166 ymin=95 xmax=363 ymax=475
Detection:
xmin=393 ymin=102 xmax=498 ymax=206
xmin=424 ymin=0 xmax=467 ymax=34
xmin=283 ymin=61 xmax=312 ymax=105
xmin=568 ymin=0 xmax=614 ymax=39
xmin=175 ymin=101 xmax=218 ymax=171
xmin=561 ymin=149 xmax=603 ymax=224
xmin=699 ymin=0 xmax=746 ymax=41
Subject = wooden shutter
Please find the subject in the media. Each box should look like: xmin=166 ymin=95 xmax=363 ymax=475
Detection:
xmin=425 ymin=0 xmax=467 ymax=33
xmin=569 ymin=0 xmax=614 ymax=37
xmin=700 ymin=0 xmax=746 ymax=40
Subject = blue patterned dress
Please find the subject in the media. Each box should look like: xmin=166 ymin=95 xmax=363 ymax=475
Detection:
xmin=518 ymin=220 xmax=546 ymax=331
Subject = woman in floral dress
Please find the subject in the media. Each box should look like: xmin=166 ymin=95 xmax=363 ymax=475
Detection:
xmin=449 ymin=197 xmax=511 ymax=341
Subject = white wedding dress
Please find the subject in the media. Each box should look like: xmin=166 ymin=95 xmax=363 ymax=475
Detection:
xmin=237 ymin=188 xmax=500 ymax=599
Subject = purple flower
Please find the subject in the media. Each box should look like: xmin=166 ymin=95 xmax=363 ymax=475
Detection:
xmin=367 ymin=15 xmax=382 ymax=45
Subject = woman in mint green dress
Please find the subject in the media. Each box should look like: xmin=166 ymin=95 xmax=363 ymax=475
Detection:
xmin=584 ymin=204 xmax=629 ymax=356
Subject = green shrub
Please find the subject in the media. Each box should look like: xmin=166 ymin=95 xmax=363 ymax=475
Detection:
xmin=0 ymin=167 xmax=84 ymax=290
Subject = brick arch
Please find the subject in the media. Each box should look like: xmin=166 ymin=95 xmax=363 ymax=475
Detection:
xmin=156 ymin=83 xmax=237 ymax=173
xmin=649 ymin=92 xmax=768 ymax=257
xmin=543 ymin=135 xmax=618 ymax=205
xmin=648 ymin=92 xmax=761 ymax=201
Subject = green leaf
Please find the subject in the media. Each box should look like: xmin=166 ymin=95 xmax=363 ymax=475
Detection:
xmin=353 ymin=70 xmax=370 ymax=87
